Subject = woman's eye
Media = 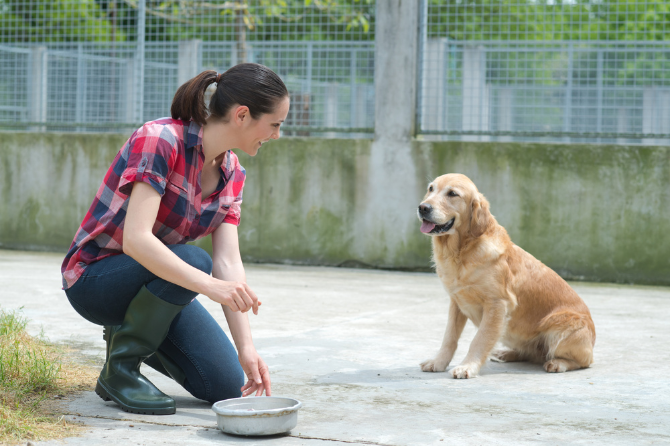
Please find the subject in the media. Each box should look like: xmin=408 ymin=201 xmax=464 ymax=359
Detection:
xmin=448 ymin=190 xmax=458 ymax=197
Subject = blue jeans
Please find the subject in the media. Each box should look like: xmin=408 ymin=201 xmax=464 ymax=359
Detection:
xmin=64 ymin=244 xmax=244 ymax=403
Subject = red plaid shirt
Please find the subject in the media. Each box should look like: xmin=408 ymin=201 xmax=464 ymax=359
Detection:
xmin=61 ymin=118 xmax=246 ymax=290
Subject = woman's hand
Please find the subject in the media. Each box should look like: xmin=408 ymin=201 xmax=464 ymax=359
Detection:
xmin=205 ymin=279 xmax=261 ymax=314
xmin=239 ymin=346 xmax=271 ymax=397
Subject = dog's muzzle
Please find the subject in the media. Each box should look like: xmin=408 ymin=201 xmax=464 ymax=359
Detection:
xmin=418 ymin=204 xmax=455 ymax=234
xmin=420 ymin=217 xmax=455 ymax=234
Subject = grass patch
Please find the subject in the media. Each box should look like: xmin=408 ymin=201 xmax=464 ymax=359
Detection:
xmin=0 ymin=307 xmax=98 ymax=445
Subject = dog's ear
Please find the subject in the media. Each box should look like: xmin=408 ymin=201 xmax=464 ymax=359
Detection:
xmin=470 ymin=193 xmax=491 ymax=238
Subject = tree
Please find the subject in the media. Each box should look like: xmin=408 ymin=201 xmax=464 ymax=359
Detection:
xmin=426 ymin=0 xmax=670 ymax=41
xmin=0 ymin=0 xmax=122 ymax=43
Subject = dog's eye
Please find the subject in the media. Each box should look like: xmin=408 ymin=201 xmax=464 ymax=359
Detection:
xmin=428 ymin=185 xmax=434 ymax=192
xmin=447 ymin=190 xmax=459 ymax=197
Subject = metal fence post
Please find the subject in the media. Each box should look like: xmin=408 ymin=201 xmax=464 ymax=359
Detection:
xmin=642 ymin=88 xmax=655 ymax=145
xmin=596 ymin=49 xmax=603 ymax=142
xmin=135 ymin=0 xmax=146 ymax=124
xmin=563 ymin=43 xmax=574 ymax=141
xmin=462 ymin=45 xmax=487 ymax=141
xmin=306 ymin=42 xmax=313 ymax=94
xmin=29 ymin=46 xmax=47 ymax=131
xmin=416 ymin=0 xmax=427 ymax=134
xmin=350 ymin=48 xmax=357 ymax=129
xmin=76 ymin=44 xmax=86 ymax=132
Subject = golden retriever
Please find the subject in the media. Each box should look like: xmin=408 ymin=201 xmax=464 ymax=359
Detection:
xmin=418 ymin=173 xmax=595 ymax=379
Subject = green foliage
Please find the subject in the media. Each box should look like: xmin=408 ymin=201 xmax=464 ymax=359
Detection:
xmin=0 ymin=0 xmax=126 ymax=43
xmin=0 ymin=0 xmax=374 ymax=43
xmin=427 ymin=0 xmax=670 ymax=41
xmin=135 ymin=0 xmax=375 ymax=42
xmin=2 ymin=0 xmax=666 ymax=43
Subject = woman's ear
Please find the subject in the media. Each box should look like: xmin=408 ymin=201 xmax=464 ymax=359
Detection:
xmin=233 ymin=105 xmax=250 ymax=126
xmin=470 ymin=193 xmax=491 ymax=238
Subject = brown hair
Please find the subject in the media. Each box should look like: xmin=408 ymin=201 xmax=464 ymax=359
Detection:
xmin=170 ymin=63 xmax=289 ymax=126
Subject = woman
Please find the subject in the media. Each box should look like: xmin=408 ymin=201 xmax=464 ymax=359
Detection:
xmin=61 ymin=63 xmax=290 ymax=415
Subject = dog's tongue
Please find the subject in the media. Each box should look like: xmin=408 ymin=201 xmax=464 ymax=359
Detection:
xmin=420 ymin=220 xmax=436 ymax=234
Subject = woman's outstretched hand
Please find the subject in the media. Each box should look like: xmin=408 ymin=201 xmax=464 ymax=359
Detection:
xmin=205 ymin=279 xmax=261 ymax=314
xmin=239 ymin=346 xmax=271 ymax=397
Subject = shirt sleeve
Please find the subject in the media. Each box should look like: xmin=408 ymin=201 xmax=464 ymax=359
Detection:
xmin=222 ymin=164 xmax=246 ymax=226
xmin=117 ymin=124 xmax=178 ymax=197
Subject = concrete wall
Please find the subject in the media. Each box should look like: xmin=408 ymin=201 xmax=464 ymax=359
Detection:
xmin=1 ymin=132 xmax=669 ymax=285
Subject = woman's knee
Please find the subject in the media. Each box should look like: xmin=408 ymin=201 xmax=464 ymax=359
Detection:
xmin=168 ymin=245 xmax=212 ymax=274
xmin=205 ymin=365 xmax=245 ymax=403
xmin=182 ymin=362 xmax=244 ymax=403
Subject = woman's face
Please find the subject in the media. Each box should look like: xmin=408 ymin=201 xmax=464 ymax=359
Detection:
xmin=240 ymin=96 xmax=290 ymax=156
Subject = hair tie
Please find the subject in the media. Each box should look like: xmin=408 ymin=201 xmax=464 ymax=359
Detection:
xmin=215 ymin=72 xmax=223 ymax=84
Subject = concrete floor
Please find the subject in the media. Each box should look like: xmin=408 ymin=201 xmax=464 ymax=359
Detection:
xmin=1 ymin=249 xmax=669 ymax=445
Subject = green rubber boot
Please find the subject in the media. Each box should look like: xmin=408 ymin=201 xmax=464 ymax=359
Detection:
xmin=103 ymin=327 xmax=187 ymax=386
xmin=95 ymin=286 xmax=184 ymax=415
xmin=144 ymin=351 xmax=187 ymax=386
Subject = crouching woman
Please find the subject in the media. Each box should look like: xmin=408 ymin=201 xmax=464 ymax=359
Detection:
xmin=61 ymin=63 xmax=290 ymax=414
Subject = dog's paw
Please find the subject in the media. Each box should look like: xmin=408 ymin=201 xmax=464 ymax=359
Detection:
xmin=420 ymin=358 xmax=448 ymax=373
xmin=489 ymin=349 xmax=519 ymax=363
xmin=451 ymin=363 xmax=479 ymax=379
xmin=544 ymin=359 xmax=568 ymax=373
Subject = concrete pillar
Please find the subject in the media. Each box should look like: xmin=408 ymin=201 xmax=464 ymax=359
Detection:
xmin=373 ymin=1 xmax=418 ymax=142
xmin=178 ymin=39 xmax=202 ymax=86
xmin=30 ymin=46 xmax=47 ymax=131
xmin=361 ymin=0 xmax=420 ymax=266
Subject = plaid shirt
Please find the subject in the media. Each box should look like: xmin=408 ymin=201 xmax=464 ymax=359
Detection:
xmin=61 ymin=118 xmax=246 ymax=290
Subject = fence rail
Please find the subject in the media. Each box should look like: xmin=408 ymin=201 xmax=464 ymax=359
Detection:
xmin=1 ymin=1 xmax=668 ymax=144
xmin=0 ymin=41 xmax=375 ymax=135
xmin=419 ymin=40 xmax=670 ymax=144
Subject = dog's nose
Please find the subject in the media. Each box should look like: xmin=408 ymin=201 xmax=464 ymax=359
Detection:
xmin=419 ymin=203 xmax=432 ymax=216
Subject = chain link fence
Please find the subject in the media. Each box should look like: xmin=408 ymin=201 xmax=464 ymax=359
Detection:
xmin=419 ymin=0 xmax=670 ymax=145
xmin=0 ymin=0 xmax=375 ymax=136
xmin=1 ymin=1 xmax=668 ymax=144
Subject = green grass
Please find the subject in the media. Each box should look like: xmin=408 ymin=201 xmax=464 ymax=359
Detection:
xmin=0 ymin=307 xmax=96 ymax=445
xmin=0 ymin=308 xmax=60 ymax=392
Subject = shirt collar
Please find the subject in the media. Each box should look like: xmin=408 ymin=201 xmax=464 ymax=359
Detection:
xmin=220 ymin=150 xmax=235 ymax=181
xmin=184 ymin=120 xmax=204 ymax=151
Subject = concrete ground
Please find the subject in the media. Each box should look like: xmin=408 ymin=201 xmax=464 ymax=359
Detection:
xmin=1 ymin=249 xmax=669 ymax=445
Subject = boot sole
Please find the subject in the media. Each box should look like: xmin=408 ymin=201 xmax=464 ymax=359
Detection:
xmin=95 ymin=379 xmax=176 ymax=415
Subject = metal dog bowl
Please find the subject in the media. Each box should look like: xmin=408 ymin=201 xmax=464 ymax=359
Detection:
xmin=211 ymin=396 xmax=302 ymax=436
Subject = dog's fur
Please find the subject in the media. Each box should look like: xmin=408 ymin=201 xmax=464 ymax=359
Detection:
xmin=418 ymin=174 xmax=595 ymax=379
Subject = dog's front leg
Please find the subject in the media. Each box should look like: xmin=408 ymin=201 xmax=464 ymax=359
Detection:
xmin=452 ymin=303 xmax=506 ymax=379
xmin=420 ymin=300 xmax=467 ymax=372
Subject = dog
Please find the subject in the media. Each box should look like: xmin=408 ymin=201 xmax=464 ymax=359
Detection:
xmin=418 ymin=173 xmax=595 ymax=379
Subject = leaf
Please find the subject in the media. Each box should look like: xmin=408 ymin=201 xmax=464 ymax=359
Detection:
xmin=359 ymin=15 xmax=369 ymax=33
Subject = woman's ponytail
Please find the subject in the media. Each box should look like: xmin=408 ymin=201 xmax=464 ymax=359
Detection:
xmin=171 ymin=63 xmax=288 ymax=126
xmin=170 ymin=70 xmax=218 ymax=126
